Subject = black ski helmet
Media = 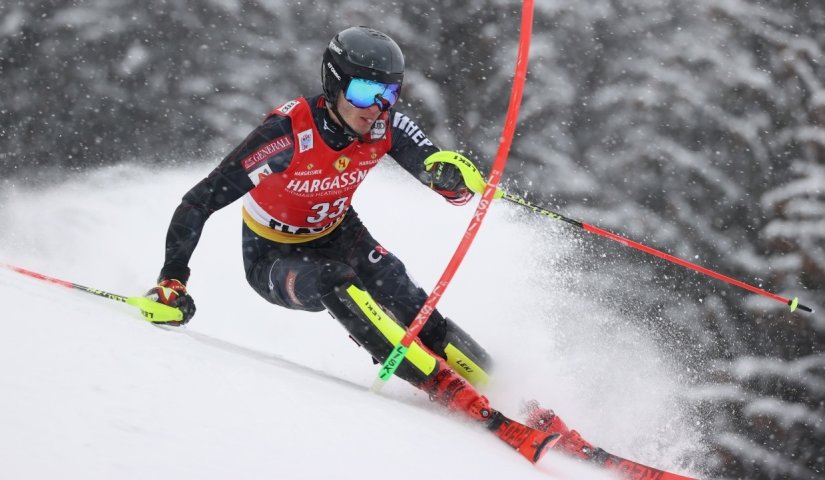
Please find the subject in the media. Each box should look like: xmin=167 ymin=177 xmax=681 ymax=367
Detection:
xmin=322 ymin=27 xmax=404 ymax=106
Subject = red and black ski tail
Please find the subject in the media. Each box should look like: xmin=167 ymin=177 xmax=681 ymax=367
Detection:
xmin=524 ymin=401 xmax=698 ymax=479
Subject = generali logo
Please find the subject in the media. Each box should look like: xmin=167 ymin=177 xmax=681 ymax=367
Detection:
xmin=334 ymin=156 xmax=351 ymax=173
xmin=241 ymin=135 xmax=293 ymax=171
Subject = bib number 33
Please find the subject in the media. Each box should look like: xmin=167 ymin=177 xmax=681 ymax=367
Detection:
xmin=306 ymin=197 xmax=348 ymax=223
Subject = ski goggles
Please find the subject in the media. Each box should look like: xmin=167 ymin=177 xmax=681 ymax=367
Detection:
xmin=344 ymin=78 xmax=401 ymax=111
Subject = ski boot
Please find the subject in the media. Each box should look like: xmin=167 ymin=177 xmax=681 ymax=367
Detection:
xmin=421 ymin=360 xmax=559 ymax=463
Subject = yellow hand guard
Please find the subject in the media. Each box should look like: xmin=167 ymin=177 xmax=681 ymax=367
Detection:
xmin=423 ymin=151 xmax=504 ymax=199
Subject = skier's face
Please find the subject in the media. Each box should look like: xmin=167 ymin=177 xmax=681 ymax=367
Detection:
xmin=334 ymin=91 xmax=382 ymax=135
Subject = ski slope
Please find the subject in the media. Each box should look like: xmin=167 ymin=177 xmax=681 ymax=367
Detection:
xmin=0 ymin=162 xmax=704 ymax=479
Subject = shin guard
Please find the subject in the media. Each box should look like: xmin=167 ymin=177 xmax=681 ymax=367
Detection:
xmin=321 ymin=283 xmax=438 ymax=384
xmin=436 ymin=317 xmax=492 ymax=388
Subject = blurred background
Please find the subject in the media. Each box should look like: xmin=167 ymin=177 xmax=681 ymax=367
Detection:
xmin=2 ymin=1 xmax=823 ymax=478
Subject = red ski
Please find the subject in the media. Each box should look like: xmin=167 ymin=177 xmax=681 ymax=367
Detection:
xmin=588 ymin=448 xmax=697 ymax=480
xmin=487 ymin=411 xmax=561 ymax=464
xmin=524 ymin=401 xmax=698 ymax=480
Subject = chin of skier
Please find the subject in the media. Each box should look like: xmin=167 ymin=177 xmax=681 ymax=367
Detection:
xmin=146 ymin=26 xmax=570 ymax=460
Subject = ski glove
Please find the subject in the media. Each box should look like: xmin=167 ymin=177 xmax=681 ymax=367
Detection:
xmin=424 ymin=151 xmax=474 ymax=205
xmin=423 ymin=150 xmax=505 ymax=200
xmin=145 ymin=278 xmax=196 ymax=325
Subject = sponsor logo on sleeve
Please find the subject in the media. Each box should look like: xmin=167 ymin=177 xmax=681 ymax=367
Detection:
xmin=392 ymin=112 xmax=434 ymax=148
xmin=298 ymin=129 xmax=313 ymax=153
xmin=241 ymin=135 xmax=293 ymax=172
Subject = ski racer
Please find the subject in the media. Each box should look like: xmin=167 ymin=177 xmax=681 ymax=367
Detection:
xmin=146 ymin=26 xmax=573 ymax=460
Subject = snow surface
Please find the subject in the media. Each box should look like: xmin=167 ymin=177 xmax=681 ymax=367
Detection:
xmin=0 ymin=161 xmax=704 ymax=479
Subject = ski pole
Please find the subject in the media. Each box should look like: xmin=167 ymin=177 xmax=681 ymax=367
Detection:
xmin=0 ymin=263 xmax=184 ymax=322
xmin=498 ymin=192 xmax=814 ymax=313
xmin=372 ymin=1 xmax=535 ymax=390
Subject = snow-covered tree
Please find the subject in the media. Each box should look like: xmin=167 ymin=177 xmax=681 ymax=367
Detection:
xmin=2 ymin=1 xmax=822 ymax=478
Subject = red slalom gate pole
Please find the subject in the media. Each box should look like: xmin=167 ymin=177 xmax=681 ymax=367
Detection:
xmin=373 ymin=0 xmax=535 ymax=389
xmin=499 ymin=192 xmax=814 ymax=314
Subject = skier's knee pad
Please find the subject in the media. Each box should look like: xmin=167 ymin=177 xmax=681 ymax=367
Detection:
xmin=320 ymin=282 xmax=438 ymax=385
xmin=245 ymin=254 xmax=327 ymax=312
xmin=430 ymin=317 xmax=493 ymax=388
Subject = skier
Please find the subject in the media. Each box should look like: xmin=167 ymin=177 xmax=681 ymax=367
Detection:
xmin=146 ymin=26 xmax=561 ymax=460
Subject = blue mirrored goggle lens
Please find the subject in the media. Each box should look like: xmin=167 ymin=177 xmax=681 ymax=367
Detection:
xmin=345 ymin=78 xmax=401 ymax=110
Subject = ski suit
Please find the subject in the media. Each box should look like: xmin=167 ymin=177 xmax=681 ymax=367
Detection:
xmin=158 ymin=95 xmax=491 ymax=387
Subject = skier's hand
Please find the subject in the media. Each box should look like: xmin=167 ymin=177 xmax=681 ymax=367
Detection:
xmin=145 ymin=278 xmax=196 ymax=325
xmin=424 ymin=151 xmax=474 ymax=205
xmin=423 ymin=151 xmax=504 ymax=201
